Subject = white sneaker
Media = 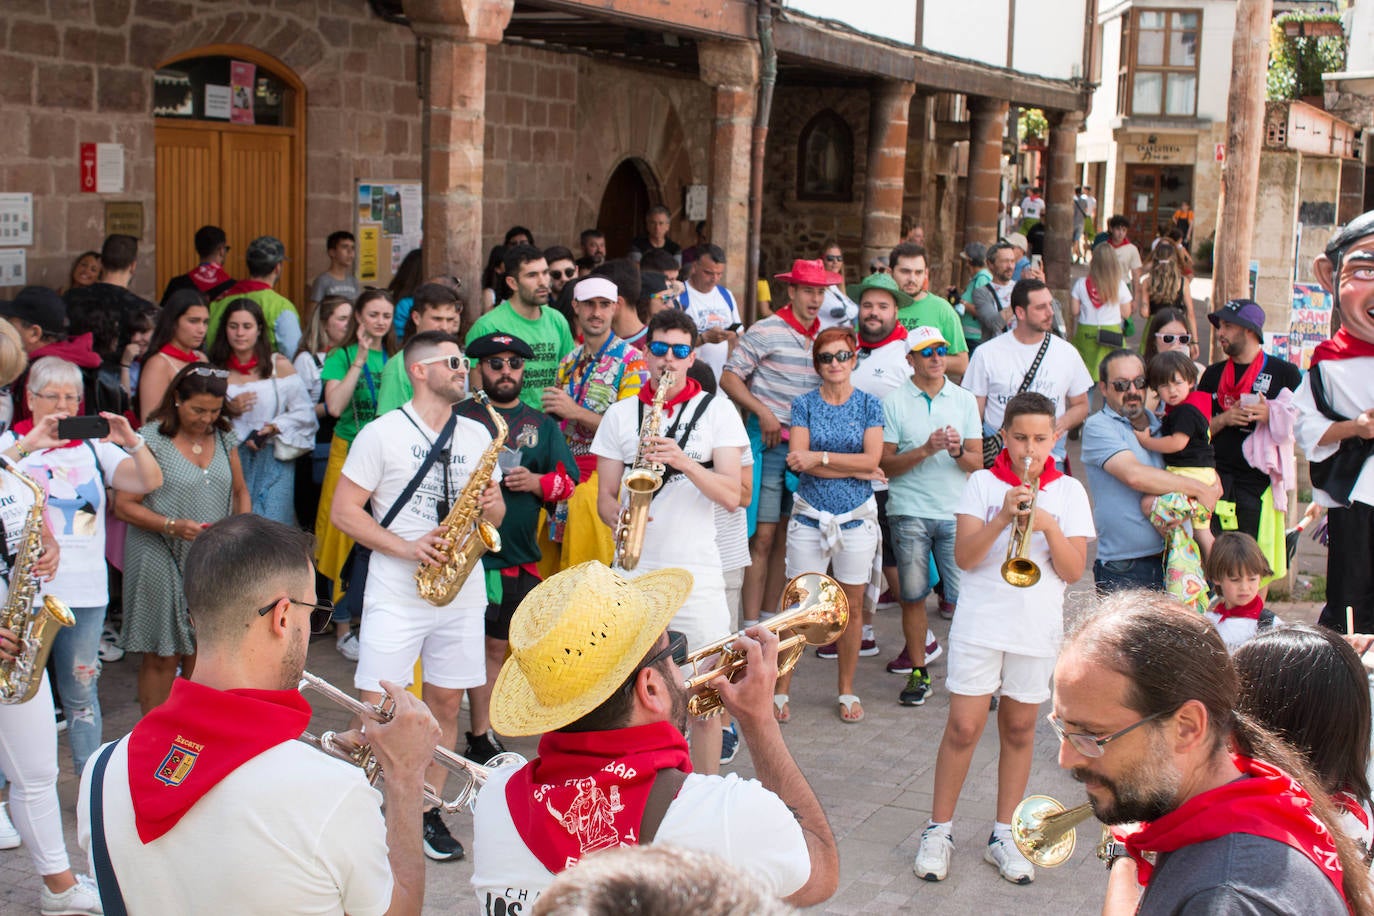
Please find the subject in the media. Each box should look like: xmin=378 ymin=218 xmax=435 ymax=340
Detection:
xmin=0 ymin=801 xmax=20 ymax=849
xmin=913 ymin=825 xmax=953 ymax=881
xmin=985 ymin=833 xmax=1035 ymax=884
xmin=40 ymin=873 xmax=103 ymax=915
xmin=336 ymin=632 xmax=360 ymax=662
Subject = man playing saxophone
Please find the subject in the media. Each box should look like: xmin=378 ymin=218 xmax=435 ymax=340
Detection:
xmin=593 ymin=309 xmax=746 ymax=774
xmin=331 ymin=330 xmax=505 ymax=862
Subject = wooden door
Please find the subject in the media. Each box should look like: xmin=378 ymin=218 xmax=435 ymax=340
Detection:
xmin=221 ymin=130 xmax=299 ymax=307
xmin=597 ymin=159 xmax=654 ymax=260
xmin=154 ymin=126 xmax=221 ymax=296
xmin=1124 ymin=165 xmax=1161 ymax=251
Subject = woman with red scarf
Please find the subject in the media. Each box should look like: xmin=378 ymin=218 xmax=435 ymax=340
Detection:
xmin=1068 ymin=243 xmax=1132 ymax=383
xmin=137 ymin=289 xmax=209 ymax=421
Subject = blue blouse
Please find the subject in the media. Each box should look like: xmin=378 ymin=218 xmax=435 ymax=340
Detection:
xmin=791 ymin=387 xmax=883 ymax=516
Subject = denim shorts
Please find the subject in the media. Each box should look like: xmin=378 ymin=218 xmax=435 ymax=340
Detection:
xmin=889 ymin=515 xmax=960 ymax=605
xmin=756 ymin=439 xmax=793 ymax=525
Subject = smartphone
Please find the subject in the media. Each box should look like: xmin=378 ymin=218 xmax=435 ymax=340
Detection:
xmin=1030 ymin=254 xmax=1043 ymax=269
xmin=726 ymin=322 xmax=743 ymax=332
xmin=56 ymin=416 xmax=109 ymax=441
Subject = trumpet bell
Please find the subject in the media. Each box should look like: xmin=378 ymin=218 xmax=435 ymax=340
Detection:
xmin=1000 ymin=557 xmax=1042 ymax=588
xmin=1012 ymin=795 xmax=1090 ymax=868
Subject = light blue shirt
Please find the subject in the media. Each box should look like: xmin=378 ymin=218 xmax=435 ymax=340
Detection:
xmin=1081 ymin=405 xmax=1164 ymax=561
xmin=882 ymin=377 xmax=981 ymax=519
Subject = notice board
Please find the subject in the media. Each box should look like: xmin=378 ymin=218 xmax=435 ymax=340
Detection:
xmin=354 ymin=179 xmax=423 ymax=288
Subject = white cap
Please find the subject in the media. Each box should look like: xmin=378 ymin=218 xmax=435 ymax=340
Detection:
xmin=907 ymin=325 xmax=949 ymax=353
xmin=573 ymin=277 xmax=618 ymax=302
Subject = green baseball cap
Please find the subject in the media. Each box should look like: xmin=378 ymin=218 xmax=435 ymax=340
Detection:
xmin=847 ymin=271 xmax=913 ymax=309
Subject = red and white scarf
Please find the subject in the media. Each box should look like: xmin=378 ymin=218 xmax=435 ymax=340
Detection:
xmin=1311 ymin=328 xmax=1374 ymax=368
xmin=858 ymin=323 xmax=907 ymax=353
xmin=988 ymin=450 xmax=1063 ymax=490
xmin=1215 ymin=352 xmax=1266 ymax=412
xmin=637 ymin=376 xmax=702 ymax=419
xmin=774 ymin=304 xmax=820 ymax=340
xmin=188 ymin=262 xmax=232 ymax=295
xmin=1213 ymin=593 xmax=1264 ymax=623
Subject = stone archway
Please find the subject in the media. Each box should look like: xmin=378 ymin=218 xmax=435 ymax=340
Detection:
xmin=596 ymin=158 xmax=659 ymax=259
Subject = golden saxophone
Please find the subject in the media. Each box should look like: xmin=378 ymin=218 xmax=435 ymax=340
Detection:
xmin=612 ymin=368 xmax=673 ymax=570
xmin=415 ymin=393 xmax=505 ymax=606
xmin=0 ymin=456 xmax=75 ymax=705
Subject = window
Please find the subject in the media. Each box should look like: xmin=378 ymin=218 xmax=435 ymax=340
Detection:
xmin=153 ymin=55 xmax=296 ymax=126
xmin=1118 ymin=9 xmax=1199 ymax=118
xmin=797 ymin=110 xmax=853 ymax=202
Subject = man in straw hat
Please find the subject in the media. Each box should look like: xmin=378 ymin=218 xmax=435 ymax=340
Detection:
xmin=471 ymin=561 xmax=838 ymax=911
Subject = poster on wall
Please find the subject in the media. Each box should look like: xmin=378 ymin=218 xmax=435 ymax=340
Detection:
xmin=0 ymin=194 xmax=33 ymax=246
xmin=1269 ymin=283 xmax=1335 ymax=369
xmin=355 ymin=178 xmax=422 ymax=290
xmin=230 ymin=61 xmax=255 ymax=125
xmin=0 ymin=250 xmax=26 ymax=287
xmin=359 ymin=227 xmax=380 ymax=283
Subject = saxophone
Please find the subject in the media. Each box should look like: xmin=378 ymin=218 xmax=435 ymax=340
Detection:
xmin=612 ymin=369 xmax=673 ymax=571
xmin=415 ymin=392 xmax=505 ymax=606
xmin=0 ymin=456 xmax=74 ymax=705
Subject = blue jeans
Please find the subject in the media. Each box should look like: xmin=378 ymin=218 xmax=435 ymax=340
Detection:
xmin=239 ymin=444 xmax=297 ymax=526
xmin=889 ymin=516 xmax=960 ymax=605
xmin=1093 ymin=555 xmax=1164 ymax=594
xmin=50 ymin=603 xmax=105 ymax=773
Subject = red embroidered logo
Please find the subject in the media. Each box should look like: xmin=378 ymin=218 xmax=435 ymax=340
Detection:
xmin=154 ymin=736 xmax=203 ymax=787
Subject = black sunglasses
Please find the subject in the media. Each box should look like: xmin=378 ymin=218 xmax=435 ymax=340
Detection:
xmin=817 ymin=350 xmax=854 ymax=365
xmin=550 ymin=268 xmax=577 ymax=280
xmin=256 ymin=596 xmax=336 ymax=634
xmin=483 ymin=356 xmax=525 ymax=370
xmin=1109 ymin=376 xmax=1149 ymax=392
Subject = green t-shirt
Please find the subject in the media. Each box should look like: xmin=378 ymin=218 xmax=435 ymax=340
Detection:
xmin=320 ymin=345 xmax=389 ymax=443
xmin=464 ymin=303 xmax=575 ymax=410
xmin=375 ymin=354 xmax=412 ymax=416
xmin=897 ymin=293 xmax=969 ymax=353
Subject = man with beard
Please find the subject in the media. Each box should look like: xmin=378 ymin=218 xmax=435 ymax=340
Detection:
xmin=376 ymin=282 xmax=462 ymax=414
xmin=1052 ymin=591 xmax=1367 ymax=915
xmin=458 ymin=333 xmax=577 ymax=764
xmin=1081 ymin=350 xmax=1221 ymax=592
xmin=471 ymin=562 xmax=836 ymax=912
xmin=79 ymin=514 xmax=442 ymax=914
xmin=888 ymin=243 xmax=969 ymax=379
xmin=967 ymin=242 xmax=1018 ymax=341
xmin=579 ymin=229 xmax=606 ymax=267
xmin=466 ymin=245 xmax=575 ymax=409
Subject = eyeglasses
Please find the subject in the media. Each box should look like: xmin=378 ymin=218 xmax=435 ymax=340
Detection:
xmin=32 ymin=392 xmax=81 ymax=405
xmin=823 ymin=254 xmax=844 ymax=263
xmin=417 ymin=354 xmax=467 ymax=371
xmin=189 ymin=367 xmax=230 ymax=379
xmin=816 ymin=350 xmax=854 ymax=365
xmin=1155 ymin=333 xmax=1192 ymax=345
xmin=917 ymin=345 xmax=949 ymax=358
xmin=1108 ymin=376 xmax=1149 ymax=392
xmin=256 ymin=596 xmax=336 ymax=635
xmin=482 ymin=356 xmax=524 ymax=371
xmin=550 ymin=268 xmax=577 ymax=280
xmin=648 ymin=341 xmax=693 ymax=359
xmin=870 ymin=266 xmax=889 ymax=275
xmin=1046 ymin=710 xmax=1170 ymax=759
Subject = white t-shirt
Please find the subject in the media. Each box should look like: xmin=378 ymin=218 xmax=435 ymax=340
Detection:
xmin=1204 ymin=606 xmax=1283 ymax=654
xmin=715 ymin=447 xmax=753 ymax=572
xmin=293 ymin=351 xmax=327 ymax=404
xmin=0 ymin=436 xmax=126 ymax=607
xmin=78 ymin=739 xmax=393 ymax=916
xmin=1020 ymin=195 xmax=1045 ymax=221
xmin=962 ymin=332 xmax=1093 ymax=431
xmin=1070 ymin=277 xmax=1132 ymax=327
xmin=819 ymin=285 xmax=858 ymax=330
xmin=1109 ymin=241 xmax=1143 ymax=277
xmin=679 ymin=284 xmax=739 ymax=381
xmin=341 ymin=404 xmax=501 ymax=610
xmin=471 ymin=765 xmax=810 ymax=911
xmin=851 ymin=339 xmax=911 ymax=402
xmin=951 ymin=470 xmax=1095 ymax=658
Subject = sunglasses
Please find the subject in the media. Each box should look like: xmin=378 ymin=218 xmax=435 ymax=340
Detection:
xmin=1155 ymin=333 xmax=1192 ymax=345
xmin=917 ymin=345 xmax=949 ymax=358
xmin=256 ymin=596 xmax=336 ymax=635
xmin=189 ymin=367 xmax=230 ymax=379
xmin=870 ymin=266 xmax=889 ymax=275
xmin=1109 ymin=376 xmax=1149 ymax=392
xmin=648 ymin=341 xmax=692 ymax=359
xmin=417 ymin=354 xmax=467 ymax=371
xmin=483 ymin=356 xmax=524 ymax=371
xmin=823 ymin=254 xmax=844 ymax=263
xmin=550 ymin=268 xmax=577 ymax=280
xmin=816 ymin=350 xmax=854 ymax=365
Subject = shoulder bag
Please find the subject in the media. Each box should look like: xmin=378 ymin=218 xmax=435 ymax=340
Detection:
xmin=982 ymin=333 xmax=1052 ymax=468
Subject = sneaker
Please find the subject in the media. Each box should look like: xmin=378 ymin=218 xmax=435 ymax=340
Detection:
xmin=815 ymin=641 xmax=838 ymax=660
xmin=886 ymin=647 xmax=914 ymax=675
xmin=925 ymin=634 xmax=943 ymax=664
xmin=985 ymin=833 xmax=1034 ymax=884
xmin=914 ymin=825 xmax=954 ymax=881
xmin=877 ymin=590 xmax=899 ymax=610
xmin=336 ymin=631 xmax=360 ymax=661
xmin=40 ymin=873 xmax=102 ymax=916
xmin=422 ymin=808 xmax=465 ymax=861
xmin=938 ymin=600 xmax=956 ymax=620
xmin=463 ymin=730 xmax=507 ymax=765
xmin=899 ymin=670 xmax=932 ymax=706
xmin=719 ymin=721 xmax=740 ymax=765
xmin=860 ymin=625 xmax=880 ymax=657
xmin=98 ymin=624 xmax=124 ymax=662
xmin=0 ymin=801 xmax=20 ymax=850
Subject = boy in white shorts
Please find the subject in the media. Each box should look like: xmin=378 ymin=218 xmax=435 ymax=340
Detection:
xmin=914 ymin=392 xmax=1093 ymax=886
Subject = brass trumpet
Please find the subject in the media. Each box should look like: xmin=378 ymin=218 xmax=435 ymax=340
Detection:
xmin=297 ymin=671 xmax=526 ymax=813
xmin=681 ymin=572 xmax=849 ymax=718
xmin=1001 ymin=455 xmax=1042 ymax=587
xmin=1011 ymin=794 xmax=1112 ymax=867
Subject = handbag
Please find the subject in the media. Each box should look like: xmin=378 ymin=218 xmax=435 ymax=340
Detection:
xmin=982 ymin=333 xmax=1053 ymax=468
xmin=269 ymin=365 xmax=311 ymax=461
xmin=1095 ymin=327 xmax=1125 ymax=348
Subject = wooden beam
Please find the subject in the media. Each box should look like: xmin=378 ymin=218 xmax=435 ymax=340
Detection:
xmin=526 ymin=0 xmax=753 ymax=40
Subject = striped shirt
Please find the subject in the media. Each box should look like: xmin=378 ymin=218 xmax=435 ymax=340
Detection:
xmin=723 ymin=314 xmax=818 ymax=425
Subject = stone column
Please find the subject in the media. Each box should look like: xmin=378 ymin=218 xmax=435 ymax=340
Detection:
xmin=861 ymin=80 xmax=916 ymax=270
xmin=697 ymin=41 xmax=759 ymax=299
xmin=964 ymin=96 xmax=1009 ymax=246
xmin=1044 ymin=110 xmax=1083 ymax=302
xmin=405 ymin=0 xmax=514 ymax=324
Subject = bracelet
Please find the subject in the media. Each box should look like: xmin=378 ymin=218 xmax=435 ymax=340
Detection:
xmin=163 ymin=516 xmax=174 ymax=535
xmin=120 ymin=362 xmax=133 ymax=369
xmin=954 ymin=443 xmax=965 ymax=458
xmin=14 ymin=443 xmax=31 ymax=459
xmin=127 ymin=434 xmax=147 ymax=454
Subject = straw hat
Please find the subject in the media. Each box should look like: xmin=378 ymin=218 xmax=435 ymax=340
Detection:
xmin=490 ymin=561 xmax=694 ymax=736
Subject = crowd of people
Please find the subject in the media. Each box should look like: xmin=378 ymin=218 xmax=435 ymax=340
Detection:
xmin=0 ymin=203 xmax=1371 ymax=915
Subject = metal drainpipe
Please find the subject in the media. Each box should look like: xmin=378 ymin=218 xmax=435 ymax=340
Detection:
xmin=746 ymin=0 xmax=777 ymax=323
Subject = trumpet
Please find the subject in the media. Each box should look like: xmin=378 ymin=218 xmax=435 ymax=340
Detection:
xmin=681 ymin=572 xmax=849 ymax=718
xmin=297 ymin=671 xmax=526 ymax=813
xmin=1001 ymin=454 xmax=1042 ymax=587
xmin=1011 ymin=794 xmax=1113 ymax=867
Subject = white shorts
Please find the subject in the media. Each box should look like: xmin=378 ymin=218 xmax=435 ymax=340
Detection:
xmin=627 ymin=564 xmax=729 ymax=653
xmin=785 ymin=516 xmax=879 ymax=586
xmin=945 ymin=639 xmax=1056 ymax=704
xmin=353 ymin=580 xmax=485 ymax=693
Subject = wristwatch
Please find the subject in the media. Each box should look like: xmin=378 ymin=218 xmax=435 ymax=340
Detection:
xmin=821 ymin=451 xmax=830 ymax=467
xmin=1100 ymin=839 xmax=1129 ymax=871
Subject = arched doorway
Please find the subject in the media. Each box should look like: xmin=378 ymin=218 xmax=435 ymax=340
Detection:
xmin=153 ymin=45 xmax=305 ymax=307
xmin=596 ymin=159 xmax=659 ymax=260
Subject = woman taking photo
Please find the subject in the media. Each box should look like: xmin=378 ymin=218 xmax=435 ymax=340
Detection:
xmin=778 ymin=327 xmax=884 ymax=724
xmin=137 ymin=288 xmax=210 ymax=420
xmin=116 ymin=363 xmax=249 ymax=713
xmin=0 ymin=356 xmax=162 ymax=773
xmin=209 ymin=298 xmax=316 ymax=525
xmin=1067 ymin=243 xmax=1132 ymax=382
xmin=315 ymin=289 xmax=396 ymax=601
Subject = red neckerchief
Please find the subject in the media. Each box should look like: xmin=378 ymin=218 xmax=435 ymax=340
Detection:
xmin=859 ymin=324 xmax=907 ymax=352
xmin=159 ymin=344 xmax=201 ymax=363
xmin=775 ymin=304 xmax=820 ymax=340
xmin=220 ymin=279 xmax=272 ymax=298
xmin=1334 ymin=790 xmax=1371 ymax=832
xmin=11 ymin=418 xmax=81 ymax=451
xmin=188 ymin=263 xmax=232 ymax=294
xmin=1164 ymin=390 xmax=1214 ymax=422
xmin=1311 ymin=328 xmax=1374 ymax=367
xmin=989 ymin=450 xmax=1063 ymax=490
xmin=1216 ymin=352 xmax=1266 ymax=411
xmin=1108 ymin=236 xmax=1132 ymax=249
xmin=1084 ymin=278 xmax=1105 ymax=309
xmin=1124 ymin=754 xmax=1346 ymax=907
xmin=637 ymin=377 xmax=702 ymax=418
xmin=226 ymin=354 xmax=258 ymax=374
xmin=1214 ymin=593 xmax=1264 ymax=623
xmin=504 ymin=721 xmax=692 ymax=873
xmin=127 ymin=678 xmax=311 ymax=843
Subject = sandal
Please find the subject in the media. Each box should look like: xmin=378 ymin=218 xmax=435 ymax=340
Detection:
xmin=773 ymin=694 xmax=790 ymax=723
xmin=838 ymin=694 xmax=865 ymax=723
